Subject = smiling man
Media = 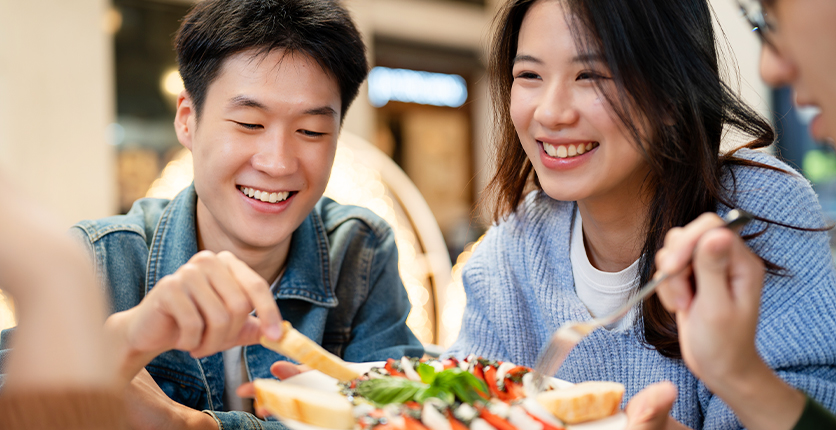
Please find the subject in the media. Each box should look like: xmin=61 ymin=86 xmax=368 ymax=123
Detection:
xmin=37 ymin=1 xmax=422 ymax=429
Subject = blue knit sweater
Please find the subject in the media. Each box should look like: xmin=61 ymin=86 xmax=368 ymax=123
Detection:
xmin=447 ymin=149 xmax=836 ymax=429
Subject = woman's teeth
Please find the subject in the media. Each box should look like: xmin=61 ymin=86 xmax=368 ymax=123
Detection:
xmin=542 ymin=142 xmax=598 ymax=159
xmin=239 ymin=187 xmax=291 ymax=203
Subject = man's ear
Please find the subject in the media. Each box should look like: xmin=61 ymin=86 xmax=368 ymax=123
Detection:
xmin=174 ymin=91 xmax=196 ymax=151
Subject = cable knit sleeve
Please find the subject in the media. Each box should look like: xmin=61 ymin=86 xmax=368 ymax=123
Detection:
xmin=700 ymin=149 xmax=836 ymax=429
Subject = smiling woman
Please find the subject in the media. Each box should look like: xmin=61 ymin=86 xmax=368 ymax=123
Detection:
xmin=446 ymin=0 xmax=836 ymax=428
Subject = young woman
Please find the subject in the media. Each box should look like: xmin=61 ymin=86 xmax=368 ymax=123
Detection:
xmin=446 ymin=0 xmax=836 ymax=428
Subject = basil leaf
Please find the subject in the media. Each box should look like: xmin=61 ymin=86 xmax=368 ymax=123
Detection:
xmin=417 ymin=363 xmax=437 ymax=384
xmin=356 ymin=378 xmax=425 ymax=405
xmin=416 ymin=385 xmax=455 ymax=405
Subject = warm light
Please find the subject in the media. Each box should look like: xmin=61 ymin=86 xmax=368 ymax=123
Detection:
xmin=0 ymin=291 xmax=15 ymax=331
xmin=439 ymin=238 xmax=482 ymax=347
xmin=368 ymin=67 xmax=468 ymax=108
xmin=161 ymin=69 xmax=185 ymax=97
xmin=102 ymin=7 xmax=123 ymax=35
xmin=145 ymin=150 xmax=194 ymax=199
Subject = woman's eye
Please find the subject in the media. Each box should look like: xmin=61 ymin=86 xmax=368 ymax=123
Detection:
xmin=235 ymin=121 xmax=262 ymax=130
xmin=514 ymin=71 xmax=540 ymax=80
xmin=576 ymin=71 xmax=610 ymax=81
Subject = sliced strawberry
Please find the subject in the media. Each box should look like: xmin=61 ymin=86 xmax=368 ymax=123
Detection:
xmin=504 ymin=381 xmax=526 ymax=401
xmin=525 ymin=412 xmax=565 ymax=430
xmin=403 ymin=416 xmax=431 ymax=430
xmin=479 ymin=409 xmax=517 ymax=430
xmin=483 ymin=366 xmax=509 ymax=401
xmin=446 ymin=410 xmax=470 ymax=430
xmin=385 ymin=358 xmax=407 ymax=378
xmin=442 ymin=358 xmax=459 ymax=370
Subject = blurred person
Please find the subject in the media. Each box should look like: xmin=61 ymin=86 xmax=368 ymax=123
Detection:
xmin=0 ymin=174 xmax=126 ymax=429
xmin=636 ymin=0 xmax=836 ymax=428
xmin=1 ymin=0 xmax=422 ymax=429
xmin=445 ymin=0 xmax=836 ymax=428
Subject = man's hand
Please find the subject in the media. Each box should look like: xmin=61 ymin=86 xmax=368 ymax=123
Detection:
xmin=624 ymin=382 xmax=687 ymax=430
xmin=107 ymin=250 xmax=284 ymax=383
xmin=236 ymin=361 xmax=310 ymax=418
xmin=654 ymin=213 xmax=763 ymax=386
xmin=654 ymin=213 xmax=805 ymax=430
xmin=124 ymin=369 xmax=217 ymax=430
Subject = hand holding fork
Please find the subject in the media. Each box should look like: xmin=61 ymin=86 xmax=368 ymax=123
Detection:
xmin=530 ymin=209 xmax=754 ymax=394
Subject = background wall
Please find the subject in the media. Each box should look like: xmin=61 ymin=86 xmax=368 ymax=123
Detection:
xmin=0 ymin=0 xmax=116 ymax=227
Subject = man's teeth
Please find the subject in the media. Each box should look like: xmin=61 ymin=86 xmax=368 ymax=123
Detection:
xmin=543 ymin=142 xmax=597 ymax=159
xmin=239 ymin=187 xmax=290 ymax=203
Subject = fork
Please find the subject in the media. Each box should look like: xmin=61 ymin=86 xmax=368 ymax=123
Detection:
xmin=529 ymin=209 xmax=754 ymax=394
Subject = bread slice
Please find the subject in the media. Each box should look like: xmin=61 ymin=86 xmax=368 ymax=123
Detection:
xmin=535 ymin=381 xmax=625 ymax=424
xmin=260 ymin=321 xmax=360 ymax=382
xmin=254 ymin=378 xmax=354 ymax=429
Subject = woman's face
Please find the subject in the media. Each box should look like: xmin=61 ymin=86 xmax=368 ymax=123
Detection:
xmin=510 ymin=0 xmax=650 ymax=207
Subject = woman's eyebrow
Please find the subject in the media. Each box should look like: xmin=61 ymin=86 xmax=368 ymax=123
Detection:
xmin=572 ymin=53 xmax=605 ymax=64
xmin=513 ymin=54 xmax=542 ymax=65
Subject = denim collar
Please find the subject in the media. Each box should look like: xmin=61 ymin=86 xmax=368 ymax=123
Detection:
xmin=144 ymin=184 xmax=338 ymax=308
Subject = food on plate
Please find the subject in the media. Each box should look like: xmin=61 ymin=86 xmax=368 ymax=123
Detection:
xmin=535 ymin=381 xmax=625 ymax=424
xmin=254 ymin=355 xmax=625 ymax=429
xmin=254 ymin=378 xmax=354 ymax=429
xmin=260 ymin=321 xmax=360 ymax=382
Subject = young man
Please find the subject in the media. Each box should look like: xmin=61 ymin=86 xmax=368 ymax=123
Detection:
xmin=629 ymin=1 xmax=836 ymax=429
xmin=2 ymin=0 xmax=422 ymax=428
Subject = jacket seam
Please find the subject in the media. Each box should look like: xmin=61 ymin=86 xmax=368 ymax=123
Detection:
xmin=310 ymin=210 xmax=334 ymax=303
xmin=195 ymin=358 xmax=215 ymax=411
xmin=79 ymin=223 xmax=146 ymax=243
xmin=145 ymin=195 xmax=176 ymax=294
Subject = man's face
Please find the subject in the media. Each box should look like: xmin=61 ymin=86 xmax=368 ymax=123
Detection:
xmin=175 ymin=48 xmax=341 ymax=252
xmin=757 ymin=0 xmax=836 ymax=141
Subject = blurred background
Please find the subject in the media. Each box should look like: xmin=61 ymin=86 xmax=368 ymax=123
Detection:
xmin=0 ymin=0 xmax=832 ymax=346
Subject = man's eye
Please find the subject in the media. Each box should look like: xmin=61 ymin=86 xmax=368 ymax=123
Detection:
xmin=235 ymin=121 xmax=262 ymax=130
xmin=300 ymin=130 xmax=326 ymax=137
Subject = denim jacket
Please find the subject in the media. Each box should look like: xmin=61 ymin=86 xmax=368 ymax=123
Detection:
xmin=1 ymin=184 xmax=422 ymax=429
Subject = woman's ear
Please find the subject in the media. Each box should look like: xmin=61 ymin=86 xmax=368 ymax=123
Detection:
xmin=174 ymin=91 xmax=196 ymax=151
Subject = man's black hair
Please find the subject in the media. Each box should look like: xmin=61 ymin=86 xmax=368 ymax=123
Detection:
xmin=175 ymin=0 xmax=368 ymax=122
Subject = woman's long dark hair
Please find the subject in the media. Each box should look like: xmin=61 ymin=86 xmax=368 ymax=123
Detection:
xmin=484 ymin=0 xmax=781 ymax=358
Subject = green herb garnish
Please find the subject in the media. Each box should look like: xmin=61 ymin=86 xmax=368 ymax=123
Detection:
xmin=356 ymin=365 xmax=488 ymax=407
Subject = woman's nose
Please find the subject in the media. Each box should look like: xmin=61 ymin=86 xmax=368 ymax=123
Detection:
xmin=532 ymin=83 xmax=580 ymax=129
xmin=759 ymin=43 xmax=797 ymax=88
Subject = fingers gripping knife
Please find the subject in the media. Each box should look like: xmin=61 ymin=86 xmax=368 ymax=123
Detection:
xmin=530 ymin=209 xmax=755 ymax=394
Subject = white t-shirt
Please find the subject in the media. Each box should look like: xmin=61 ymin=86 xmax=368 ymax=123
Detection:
xmin=222 ymin=269 xmax=284 ymax=412
xmin=570 ymin=210 xmax=639 ymax=331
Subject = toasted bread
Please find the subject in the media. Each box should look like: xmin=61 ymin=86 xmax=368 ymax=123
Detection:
xmin=535 ymin=381 xmax=625 ymax=424
xmin=254 ymin=378 xmax=354 ymax=429
xmin=260 ymin=321 xmax=360 ymax=382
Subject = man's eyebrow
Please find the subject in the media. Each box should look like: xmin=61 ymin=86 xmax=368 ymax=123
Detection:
xmin=304 ymin=106 xmax=338 ymax=117
xmin=228 ymin=95 xmax=268 ymax=111
xmin=513 ymin=54 xmax=542 ymax=65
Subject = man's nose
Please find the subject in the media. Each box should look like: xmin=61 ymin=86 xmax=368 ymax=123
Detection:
xmin=759 ymin=43 xmax=797 ymax=88
xmin=251 ymin=134 xmax=298 ymax=176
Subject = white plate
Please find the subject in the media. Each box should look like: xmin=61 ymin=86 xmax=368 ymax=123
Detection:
xmin=273 ymin=362 xmax=626 ymax=430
